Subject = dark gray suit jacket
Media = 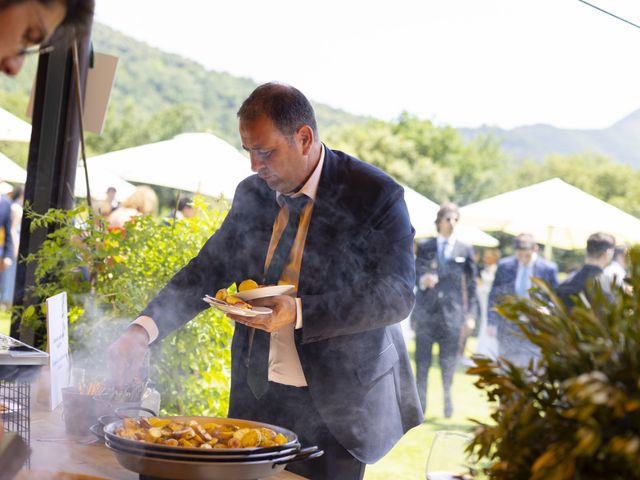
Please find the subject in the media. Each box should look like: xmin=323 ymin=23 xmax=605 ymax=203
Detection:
xmin=141 ymin=146 xmax=423 ymax=463
xmin=413 ymin=237 xmax=479 ymax=330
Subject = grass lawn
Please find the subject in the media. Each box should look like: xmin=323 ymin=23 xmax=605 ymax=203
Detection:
xmin=364 ymin=338 xmax=492 ymax=480
xmin=0 ymin=310 xmax=9 ymax=335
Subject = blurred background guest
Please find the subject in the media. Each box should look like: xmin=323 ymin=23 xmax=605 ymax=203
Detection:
xmin=412 ymin=202 xmax=478 ymax=418
xmin=486 ymin=233 xmax=558 ymax=367
xmin=107 ymin=185 xmax=158 ymax=228
xmin=557 ymin=232 xmax=615 ymax=309
xmin=0 ymin=185 xmax=24 ymax=307
xmin=168 ymin=196 xmax=196 ymax=221
xmin=474 ymin=247 xmax=501 ymax=359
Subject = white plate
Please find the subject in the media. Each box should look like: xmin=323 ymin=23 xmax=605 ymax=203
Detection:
xmin=202 ymin=297 xmax=272 ymax=317
xmin=233 ymin=285 xmax=295 ymax=301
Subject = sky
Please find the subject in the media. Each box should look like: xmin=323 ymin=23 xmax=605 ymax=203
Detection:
xmin=94 ymin=0 xmax=640 ymax=130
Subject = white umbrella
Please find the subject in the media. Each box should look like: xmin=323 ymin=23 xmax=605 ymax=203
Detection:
xmin=73 ymin=163 xmax=137 ymax=200
xmin=459 ymin=178 xmax=640 ymax=251
xmin=402 ymin=185 xmax=499 ymax=247
xmin=87 ymin=132 xmax=252 ymax=199
xmin=0 ymin=152 xmax=27 ymax=183
xmin=0 ymin=107 xmax=31 ymax=142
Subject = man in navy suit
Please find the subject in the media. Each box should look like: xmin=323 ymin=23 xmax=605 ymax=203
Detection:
xmin=109 ymin=83 xmax=423 ymax=480
xmin=413 ymin=203 xmax=478 ymax=418
xmin=487 ymin=233 xmax=558 ymax=367
xmin=557 ymin=232 xmax=615 ymax=309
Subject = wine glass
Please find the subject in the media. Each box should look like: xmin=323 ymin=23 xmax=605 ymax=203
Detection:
xmin=426 ymin=430 xmax=474 ymax=480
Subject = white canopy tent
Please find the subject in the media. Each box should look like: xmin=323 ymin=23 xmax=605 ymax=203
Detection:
xmin=73 ymin=164 xmax=137 ymax=201
xmin=459 ymin=178 xmax=640 ymax=253
xmin=0 ymin=152 xmax=27 ymax=183
xmin=0 ymin=107 xmax=31 ymax=142
xmin=87 ymin=132 xmax=252 ymax=199
xmin=402 ymin=185 xmax=499 ymax=247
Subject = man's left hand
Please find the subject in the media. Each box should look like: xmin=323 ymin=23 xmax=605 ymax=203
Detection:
xmin=227 ymin=295 xmax=297 ymax=332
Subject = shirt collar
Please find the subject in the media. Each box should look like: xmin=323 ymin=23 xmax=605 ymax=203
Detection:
xmin=519 ymin=252 xmax=538 ymax=268
xmin=437 ymin=234 xmax=455 ymax=245
xmin=277 ymin=144 xmax=325 ymax=205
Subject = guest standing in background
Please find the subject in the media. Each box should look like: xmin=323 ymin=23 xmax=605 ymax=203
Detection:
xmin=486 ymin=234 xmax=558 ymax=367
xmin=0 ymin=185 xmax=23 ymax=307
xmin=557 ymin=232 xmax=615 ymax=309
xmin=412 ymin=203 xmax=478 ymax=418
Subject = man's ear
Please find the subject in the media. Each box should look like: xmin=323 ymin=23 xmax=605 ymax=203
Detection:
xmin=297 ymin=125 xmax=314 ymax=155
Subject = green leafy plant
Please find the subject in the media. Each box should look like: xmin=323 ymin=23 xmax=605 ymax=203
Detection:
xmin=19 ymin=200 xmax=233 ymax=416
xmin=469 ymin=245 xmax=640 ymax=480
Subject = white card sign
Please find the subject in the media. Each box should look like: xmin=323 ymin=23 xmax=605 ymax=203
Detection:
xmin=46 ymin=292 xmax=70 ymax=410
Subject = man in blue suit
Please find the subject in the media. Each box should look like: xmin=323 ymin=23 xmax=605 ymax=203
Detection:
xmin=109 ymin=83 xmax=423 ymax=480
xmin=487 ymin=233 xmax=558 ymax=367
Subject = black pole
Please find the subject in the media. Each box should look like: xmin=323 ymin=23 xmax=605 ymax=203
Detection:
xmin=11 ymin=22 xmax=94 ymax=344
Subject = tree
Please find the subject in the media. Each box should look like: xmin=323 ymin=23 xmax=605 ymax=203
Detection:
xmin=325 ymin=113 xmax=510 ymax=205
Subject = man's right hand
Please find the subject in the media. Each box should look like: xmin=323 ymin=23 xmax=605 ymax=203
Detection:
xmin=108 ymin=324 xmax=150 ymax=388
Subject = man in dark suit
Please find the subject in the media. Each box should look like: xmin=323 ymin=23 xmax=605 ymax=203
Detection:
xmin=109 ymin=83 xmax=423 ymax=480
xmin=412 ymin=203 xmax=478 ymax=418
xmin=487 ymin=233 xmax=558 ymax=367
xmin=557 ymin=232 xmax=615 ymax=309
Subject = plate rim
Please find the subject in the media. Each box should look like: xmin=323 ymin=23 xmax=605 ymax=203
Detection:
xmin=233 ymin=285 xmax=295 ymax=301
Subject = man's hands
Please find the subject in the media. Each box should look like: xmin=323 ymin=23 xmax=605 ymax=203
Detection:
xmin=108 ymin=324 xmax=150 ymax=388
xmin=419 ymin=272 xmax=439 ymax=290
xmin=227 ymin=294 xmax=297 ymax=332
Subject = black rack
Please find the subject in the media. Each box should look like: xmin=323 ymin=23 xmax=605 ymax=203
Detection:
xmin=0 ymin=380 xmax=31 ymax=448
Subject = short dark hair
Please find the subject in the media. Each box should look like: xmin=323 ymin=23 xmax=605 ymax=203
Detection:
xmin=435 ymin=202 xmax=459 ymax=230
xmin=586 ymin=232 xmax=615 ymax=257
xmin=513 ymin=233 xmax=536 ymax=250
xmin=237 ymin=82 xmax=318 ymax=139
xmin=177 ymin=197 xmax=193 ymax=211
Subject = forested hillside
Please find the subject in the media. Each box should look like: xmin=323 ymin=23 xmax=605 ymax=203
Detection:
xmin=2 ymin=23 xmax=640 ymax=222
xmin=0 ymin=23 xmax=367 ymax=151
xmin=458 ymin=108 xmax=640 ymax=168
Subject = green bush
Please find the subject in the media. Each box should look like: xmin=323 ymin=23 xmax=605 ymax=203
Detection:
xmin=468 ymin=246 xmax=640 ymax=480
xmin=20 ymin=200 xmax=233 ymax=416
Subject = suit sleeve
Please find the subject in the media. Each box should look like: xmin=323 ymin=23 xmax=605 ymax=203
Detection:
xmin=487 ymin=263 xmax=508 ymax=327
xmin=299 ymin=189 xmax=416 ymax=343
xmin=414 ymin=241 xmax=432 ymax=289
xmin=547 ymin=262 xmax=559 ymax=289
xmin=465 ymin=245 xmax=479 ymax=319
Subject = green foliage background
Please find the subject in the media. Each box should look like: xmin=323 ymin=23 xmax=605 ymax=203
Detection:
xmin=21 ymin=201 xmax=234 ymax=416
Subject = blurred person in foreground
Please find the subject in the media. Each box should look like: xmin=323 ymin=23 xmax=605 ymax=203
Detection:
xmin=557 ymin=232 xmax=616 ymax=309
xmin=486 ymin=233 xmax=558 ymax=367
xmin=412 ymin=203 xmax=478 ymax=418
xmin=108 ymin=83 xmax=422 ymax=480
xmin=106 ymin=185 xmax=158 ymax=229
xmin=0 ymin=0 xmax=94 ymax=76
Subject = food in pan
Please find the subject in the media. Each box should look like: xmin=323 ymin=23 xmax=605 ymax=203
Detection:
xmin=114 ymin=417 xmax=288 ymax=449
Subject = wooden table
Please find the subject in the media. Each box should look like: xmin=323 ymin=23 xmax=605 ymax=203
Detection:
xmin=24 ymin=404 xmax=306 ymax=479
